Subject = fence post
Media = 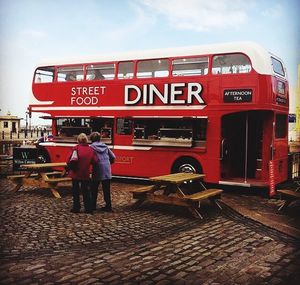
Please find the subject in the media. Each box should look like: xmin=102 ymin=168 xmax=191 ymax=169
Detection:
xmin=288 ymin=153 xmax=293 ymax=180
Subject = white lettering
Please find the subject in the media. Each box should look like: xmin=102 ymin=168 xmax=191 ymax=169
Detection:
xmin=170 ymin=83 xmax=185 ymax=104
xmin=100 ymin=86 xmax=106 ymax=95
xmin=125 ymin=85 xmax=141 ymax=105
xmin=143 ymin=85 xmax=148 ymax=104
xmin=71 ymin=97 xmax=76 ymax=104
xmin=187 ymin=83 xmax=204 ymax=104
xmin=70 ymin=96 xmax=99 ymax=105
xmin=94 ymin=86 xmax=99 ymax=95
xmin=77 ymin=97 xmax=84 ymax=105
xmin=124 ymin=83 xmax=205 ymax=106
xmin=70 ymin=85 xmax=104 ymax=106
xmin=70 ymin=86 xmax=105 ymax=96
xmin=71 ymin=87 xmax=76 ymax=96
xmin=149 ymin=84 xmax=168 ymax=104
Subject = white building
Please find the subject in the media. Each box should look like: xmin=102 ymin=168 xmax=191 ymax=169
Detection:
xmin=0 ymin=112 xmax=22 ymax=134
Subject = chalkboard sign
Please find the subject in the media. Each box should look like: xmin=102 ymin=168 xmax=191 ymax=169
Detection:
xmin=13 ymin=147 xmax=38 ymax=171
xmin=117 ymin=118 xmax=132 ymax=135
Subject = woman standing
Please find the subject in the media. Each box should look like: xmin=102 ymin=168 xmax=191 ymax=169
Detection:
xmin=90 ymin=132 xmax=116 ymax=212
xmin=67 ymin=133 xmax=98 ymax=214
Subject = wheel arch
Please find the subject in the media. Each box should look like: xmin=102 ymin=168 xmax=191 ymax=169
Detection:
xmin=171 ymin=156 xmax=203 ymax=174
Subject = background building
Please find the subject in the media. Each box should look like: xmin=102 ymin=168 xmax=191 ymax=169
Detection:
xmin=0 ymin=111 xmax=22 ymax=134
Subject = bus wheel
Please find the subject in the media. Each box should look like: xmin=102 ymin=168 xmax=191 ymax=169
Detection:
xmin=36 ymin=151 xmax=50 ymax=163
xmin=172 ymin=157 xmax=202 ymax=174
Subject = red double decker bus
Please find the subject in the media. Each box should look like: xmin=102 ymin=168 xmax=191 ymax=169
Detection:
xmin=29 ymin=42 xmax=289 ymax=189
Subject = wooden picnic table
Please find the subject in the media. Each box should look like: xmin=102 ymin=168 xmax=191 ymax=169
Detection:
xmin=130 ymin=173 xmax=223 ymax=219
xmin=8 ymin=162 xmax=71 ymax=198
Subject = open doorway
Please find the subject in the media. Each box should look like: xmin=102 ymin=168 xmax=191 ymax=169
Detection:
xmin=220 ymin=111 xmax=263 ymax=183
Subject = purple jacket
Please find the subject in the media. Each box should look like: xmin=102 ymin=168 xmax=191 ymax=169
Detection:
xmin=90 ymin=142 xmax=116 ymax=181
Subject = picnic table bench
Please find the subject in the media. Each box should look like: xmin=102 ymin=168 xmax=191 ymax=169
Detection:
xmin=7 ymin=162 xmax=70 ymax=198
xmin=277 ymin=189 xmax=300 ymax=211
xmin=130 ymin=173 xmax=223 ymax=219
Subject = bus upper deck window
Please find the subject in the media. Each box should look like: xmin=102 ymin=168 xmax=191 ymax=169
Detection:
xmin=271 ymin=57 xmax=285 ymax=77
xmin=34 ymin=67 xmax=55 ymax=83
xmin=212 ymin=54 xmax=252 ymax=75
xmin=172 ymin=57 xmax=208 ymax=77
xmin=57 ymin=65 xmax=84 ymax=82
xmin=137 ymin=59 xmax=169 ymax=78
xmin=118 ymin=61 xmax=134 ymax=79
xmin=86 ymin=63 xmax=115 ymax=80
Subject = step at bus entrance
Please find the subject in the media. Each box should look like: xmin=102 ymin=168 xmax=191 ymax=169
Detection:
xmin=220 ymin=111 xmax=269 ymax=187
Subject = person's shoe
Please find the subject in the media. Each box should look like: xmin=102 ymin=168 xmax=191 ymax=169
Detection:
xmin=100 ymin=207 xmax=113 ymax=212
xmin=84 ymin=209 xmax=94 ymax=214
xmin=70 ymin=208 xmax=80 ymax=213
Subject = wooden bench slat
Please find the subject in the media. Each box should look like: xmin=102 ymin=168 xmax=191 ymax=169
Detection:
xmin=44 ymin=171 xmax=65 ymax=176
xmin=46 ymin=177 xmax=72 ymax=183
xmin=278 ymin=189 xmax=300 ymax=211
xmin=277 ymin=189 xmax=300 ymax=199
xmin=8 ymin=174 xmax=39 ymax=179
xmin=184 ymin=189 xmax=223 ymax=201
xmin=41 ymin=173 xmax=71 ymax=183
xmin=130 ymin=186 xmax=156 ymax=193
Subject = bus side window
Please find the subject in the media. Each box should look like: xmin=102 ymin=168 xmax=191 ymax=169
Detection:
xmin=34 ymin=67 xmax=55 ymax=83
xmin=172 ymin=57 xmax=208 ymax=77
xmin=86 ymin=63 xmax=115 ymax=80
xmin=137 ymin=59 xmax=169 ymax=78
xmin=57 ymin=65 xmax=84 ymax=81
xmin=118 ymin=61 xmax=134 ymax=79
xmin=212 ymin=54 xmax=252 ymax=75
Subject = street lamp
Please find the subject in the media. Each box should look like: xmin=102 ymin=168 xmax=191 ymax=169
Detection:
xmin=25 ymin=111 xmax=29 ymax=137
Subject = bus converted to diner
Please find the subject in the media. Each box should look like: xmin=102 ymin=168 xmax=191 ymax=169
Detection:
xmin=29 ymin=42 xmax=289 ymax=190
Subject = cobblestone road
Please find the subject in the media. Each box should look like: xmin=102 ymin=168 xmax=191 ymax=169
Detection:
xmin=0 ymin=178 xmax=299 ymax=285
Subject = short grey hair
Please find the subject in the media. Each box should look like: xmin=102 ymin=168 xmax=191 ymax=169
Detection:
xmin=77 ymin=133 xmax=88 ymax=144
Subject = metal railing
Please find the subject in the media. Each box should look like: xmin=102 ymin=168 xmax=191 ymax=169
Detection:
xmin=288 ymin=152 xmax=300 ymax=180
xmin=0 ymin=129 xmax=51 ymax=141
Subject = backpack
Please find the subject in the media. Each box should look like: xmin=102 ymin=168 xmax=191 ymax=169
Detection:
xmin=67 ymin=147 xmax=79 ymax=171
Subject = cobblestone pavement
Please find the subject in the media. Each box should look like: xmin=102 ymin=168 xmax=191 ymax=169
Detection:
xmin=0 ymin=178 xmax=300 ymax=285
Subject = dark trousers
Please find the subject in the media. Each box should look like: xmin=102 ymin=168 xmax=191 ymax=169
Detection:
xmin=72 ymin=179 xmax=92 ymax=212
xmin=91 ymin=179 xmax=112 ymax=210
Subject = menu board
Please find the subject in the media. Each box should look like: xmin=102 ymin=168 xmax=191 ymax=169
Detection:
xmin=117 ymin=118 xmax=132 ymax=135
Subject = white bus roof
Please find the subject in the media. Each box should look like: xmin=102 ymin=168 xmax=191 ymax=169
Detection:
xmin=37 ymin=42 xmax=285 ymax=76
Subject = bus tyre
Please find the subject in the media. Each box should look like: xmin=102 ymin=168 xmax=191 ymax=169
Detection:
xmin=172 ymin=158 xmax=202 ymax=174
xmin=37 ymin=151 xmax=50 ymax=164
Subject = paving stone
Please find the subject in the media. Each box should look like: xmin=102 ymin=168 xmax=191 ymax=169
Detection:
xmin=0 ymin=178 xmax=299 ymax=284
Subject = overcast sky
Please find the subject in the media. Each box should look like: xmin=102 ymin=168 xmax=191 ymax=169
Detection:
xmin=0 ymin=0 xmax=299 ymax=125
